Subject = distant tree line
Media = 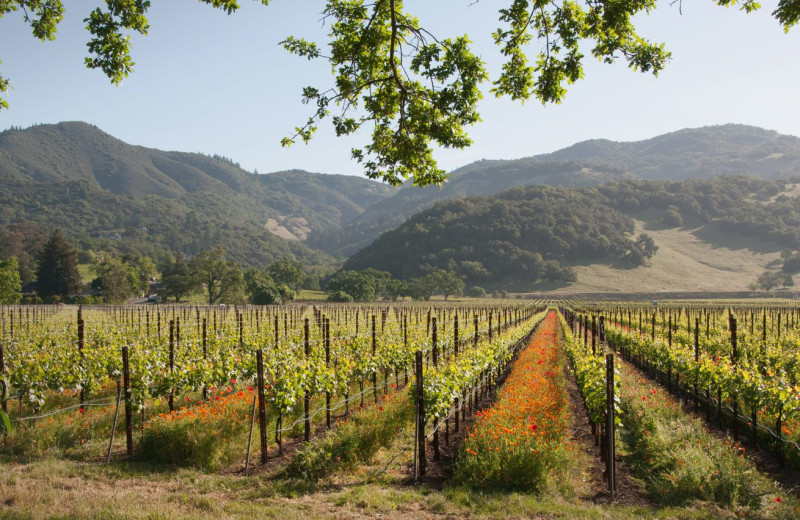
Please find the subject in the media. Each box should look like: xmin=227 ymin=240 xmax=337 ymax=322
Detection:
xmin=324 ymin=268 xmax=466 ymax=302
xmin=0 ymin=228 xmax=325 ymax=305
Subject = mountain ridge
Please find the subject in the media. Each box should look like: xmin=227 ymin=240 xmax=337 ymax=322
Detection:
xmin=0 ymin=122 xmax=398 ymax=267
xmin=315 ymin=124 xmax=800 ymax=257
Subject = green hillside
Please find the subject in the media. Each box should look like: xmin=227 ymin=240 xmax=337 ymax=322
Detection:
xmin=309 ymin=125 xmax=800 ymax=257
xmin=344 ymin=176 xmax=800 ymax=291
xmin=309 ymin=160 xmax=630 ymax=256
xmin=0 ymin=122 xmax=396 ymax=267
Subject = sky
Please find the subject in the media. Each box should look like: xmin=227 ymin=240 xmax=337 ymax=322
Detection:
xmin=0 ymin=1 xmax=799 ymax=178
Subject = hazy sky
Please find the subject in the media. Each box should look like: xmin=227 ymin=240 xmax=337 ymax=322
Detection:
xmin=1 ymin=1 xmax=799 ymax=178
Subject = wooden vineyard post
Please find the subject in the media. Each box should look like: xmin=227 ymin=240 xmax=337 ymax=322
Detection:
xmin=122 ymin=346 xmax=133 ymax=457
xmin=372 ymin=315 xmax=378 ymax=404
xmin=415 ymin=350 xmax=426 ymax=479
xmin=404 ymin=314 xmax=409 ymax=386
xmin=694 ymin=318 xmax=700 ymax=413
xmin=202 ymin=318 xmax=208 ymax=400
xmin=274 ymin=314 xmax=283 ymax=453
xmin=583 ymin=315 xmax=588 ymax=349
xmin=304 ymin=318 xmax=311 ymax=443
xmin=325 ymin=317 xmax=331 ymax=429
xmin=651 ymin=313 xmax=656 ymax=341
xmin=591 ymin=315 xmax=596 ymax=355
xmin=606 ymin=354 xmax=615 ymax=498
xmin=599 ymin=315 xmax=605 ymax=344
xmin=730 ymin=316 xmax=738 ymax=441
xmin=454 ymin=314 xmax=460 ymax=433
xmin=78 ymin=310 xmax=85 ymax=407
xmin=168 ymin=320 xmax=175 ymax=412
xmin=431 ymin=317 xmax=440 ymax=461
xmin=256 ymin=349 xmax=268 ymax=464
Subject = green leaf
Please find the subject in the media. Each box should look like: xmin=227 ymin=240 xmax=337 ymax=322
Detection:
xmin=0 ymin=409 xmax=11 ymax=436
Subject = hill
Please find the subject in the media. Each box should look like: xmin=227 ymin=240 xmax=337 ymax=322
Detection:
xmin=344 ymin=176 xmax=800 ymax=292
xmin=308 ymin=160 xmax=630 ymax=256
xmin=539 ymin=124 xmax=800 ymax=180
xmin=313 ymin=125 xmax=800 ymax=257
xmin=0 ymin=122 xmax=396 ymax=266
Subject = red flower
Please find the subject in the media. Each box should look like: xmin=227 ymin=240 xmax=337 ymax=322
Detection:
xmin=230 ymin=378 xmax=236 ymax=384
xmin=79 ymin=408 xmax=85 ymax=414
xmin=642 ymin=396 xmax=647 ymax=401
xmin=528 ymin=424 xmax=538 ymax=431
xmin=774 ymin=496 xmax=782 ymax=503
xmin=247 ymin=386 xmax=253 ymax=391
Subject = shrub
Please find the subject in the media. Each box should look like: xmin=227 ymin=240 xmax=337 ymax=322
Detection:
xmin=327 ymin=290 xmax=353 ymax=302
xmin=468 ymin=286 xmax=486 ymax=298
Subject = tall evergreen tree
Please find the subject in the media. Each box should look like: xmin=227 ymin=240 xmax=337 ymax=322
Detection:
xmin=36 ymin=229 xmax=82 ymax=298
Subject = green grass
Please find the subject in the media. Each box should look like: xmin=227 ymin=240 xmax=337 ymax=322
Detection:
xmin=296 ymin=289 xmax=327 ymax=301
xmin=615 ymin=357 xmax=799 ymax=518
xmin=285 ymin=389 xmax=413 ymax=481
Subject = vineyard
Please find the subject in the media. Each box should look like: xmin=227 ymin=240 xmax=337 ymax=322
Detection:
xmin=2 ymin=301 xmax=800 ymax=519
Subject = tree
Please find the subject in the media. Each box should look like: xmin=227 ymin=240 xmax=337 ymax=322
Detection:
xmin=190 ymin=247 xmax=245 ymax=304
xmin=468 ymin=286 xmax=486 ymax=298
xmin=36 ymin=229 xmax=83 ymax=298
xmin=245 ymin=268 xmax=282 ymax=305
xmin=361 ymin=268 xmax=392 ymax=298
xmin=277 ymin=284 xmax=296 ymax=302
xmin=626 ymin=232 xmax=658 ymax=265
xmin=4 ymin=1 xmax=798 ymax=185
xmin=782 ymin=252 xmax=800 ymax=274
xmin=755 ymin=270 xmax=793 ymax=291
xmin=0 ymin=258 xmax=22 ymax=304
xmin=327 ymin=290 xmax=354 ymax=302
xmin=268 ymin=258 xmax=305 ymax=291
xmin=385 ymin=279 xmax=408 ymax=301
xmin=662 ymin=205 xmax=683 ymax=227
xmin=325 ymin=270 xmax=375 ymax=302
xmin=160 ymin=253 xmax=198 ymax=302
xmin=460 ymin=261 xmax=489 ymax=280
xmin=429 ymin=269 xmax=465 ymax=300
xmin=121 ymin=253 xmax=157 ymax=295
xmin=407 ymin=274 xmax=437 ymax=301
xmin=0 ymin=222 xmax=49 ymax=284
xmin=92 ymin=258 xmax=138 ymax=304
